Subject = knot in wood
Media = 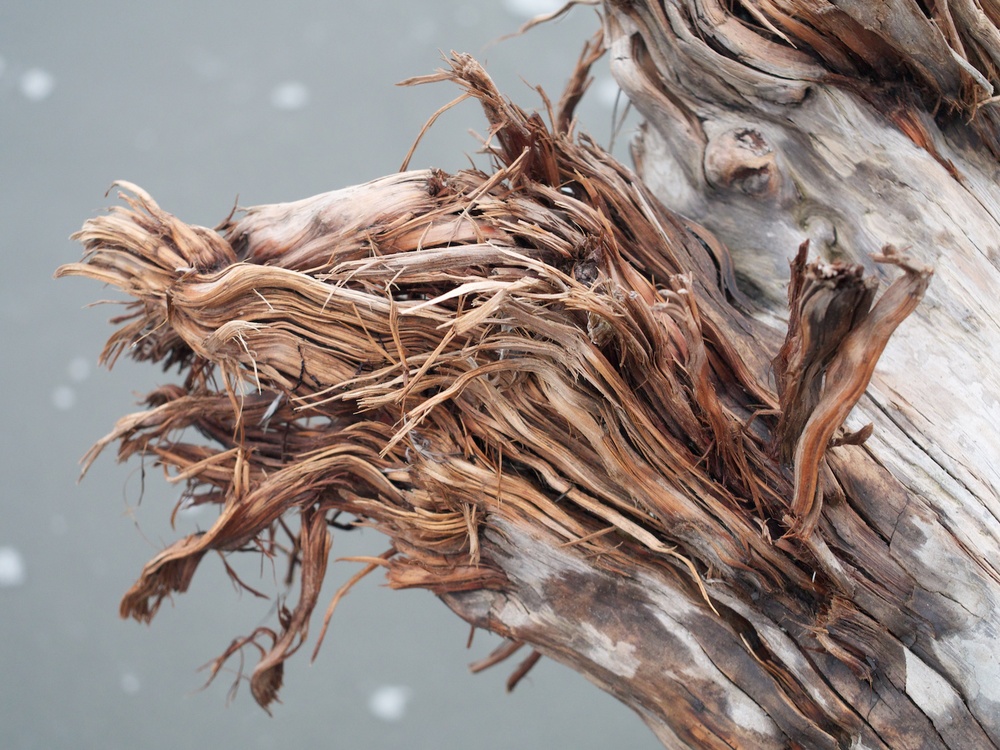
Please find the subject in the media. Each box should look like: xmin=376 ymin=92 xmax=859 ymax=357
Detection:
xmin=703 ymin=127 xmax=780 ymax=197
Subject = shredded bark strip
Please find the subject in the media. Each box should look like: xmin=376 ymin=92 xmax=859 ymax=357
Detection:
xmin=57 ymin=52 xmax=928 ymax=708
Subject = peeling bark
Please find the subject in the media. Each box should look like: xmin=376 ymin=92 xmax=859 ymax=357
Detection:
xmin=55 ymin=3 xmax=1000 ymax=748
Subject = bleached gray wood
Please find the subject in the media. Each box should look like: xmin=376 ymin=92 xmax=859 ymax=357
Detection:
xmin=448 ymin=2 xmax=1000 ymax=746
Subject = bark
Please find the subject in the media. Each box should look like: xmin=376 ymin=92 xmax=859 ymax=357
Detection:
xmin=56 ymin=3 xmax=1000 ymax=748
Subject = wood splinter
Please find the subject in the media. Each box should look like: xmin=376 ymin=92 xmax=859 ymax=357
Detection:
xmin=774 ymin=243 xmax=933 ymax=538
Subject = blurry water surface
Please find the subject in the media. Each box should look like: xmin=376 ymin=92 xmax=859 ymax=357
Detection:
xmin=0 ymin=2 xmax=657 ymax=747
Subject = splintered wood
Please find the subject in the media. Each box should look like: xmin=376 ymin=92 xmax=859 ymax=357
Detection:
xmin=58 ymin=48 xmax=948 ymax=746
xmin=773 ymin=243 xmax=932 ymax=537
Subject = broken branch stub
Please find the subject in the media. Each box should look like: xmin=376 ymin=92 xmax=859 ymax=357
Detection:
xmin=58 ymin=52 xmax=942 ymax=746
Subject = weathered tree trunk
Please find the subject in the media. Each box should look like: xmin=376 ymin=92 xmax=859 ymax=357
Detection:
xmin=442 ymin=4 xmax=1000 ymax=747
xmin=57 ymin=3 xmax=1000 ymax=749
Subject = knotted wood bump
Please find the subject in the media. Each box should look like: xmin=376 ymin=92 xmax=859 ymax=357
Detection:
xmin=703 ymin=127 xmax=780 ymax=197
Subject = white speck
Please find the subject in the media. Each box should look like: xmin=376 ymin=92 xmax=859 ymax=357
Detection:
xmin=304 ymin=25 xmax=328 ymax=46
xmin=52 ymin=385 xmax=76 ymax=410
xmin=270 ymin=81 xmax=310 ymax=111
xmin=68 ymin=356 xmax=91 ymax=382
xmin=408 ymin=19 xmax=437 ymax=43
xmin=367 ymin=685 xmax=412 ymax=722
xmin=19 ymin=68 xmax=55 ymax=101
xmin=120 ymin=672 xmax=141 ymax=695
xmin=455 ymin=5 xmax=481 ymax=26
xmin=134 ymin=128 xmax=157 ymax=152
xmin=190 ymin=51 xmax=225 ymax=81
xmin=0 ymin=547 xmax=26 ymax=587
xmin=595 ymin=77 xmax=624 ymax=109
xmin=503 ymin=0 xmax=566 ymax=18
xmin=50 ymin=514 xmax=69 ymax=536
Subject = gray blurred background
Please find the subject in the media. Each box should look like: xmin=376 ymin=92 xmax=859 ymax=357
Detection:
xmin=0 ymin=1 xmax=657 ymax=748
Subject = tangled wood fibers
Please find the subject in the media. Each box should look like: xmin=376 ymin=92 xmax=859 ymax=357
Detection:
xmin=57 ymin=52 xmax=928 ymax=709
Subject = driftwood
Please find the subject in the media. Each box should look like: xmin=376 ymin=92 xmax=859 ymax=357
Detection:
xmin=57 ymin=3 xmax=1000 ymax=748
